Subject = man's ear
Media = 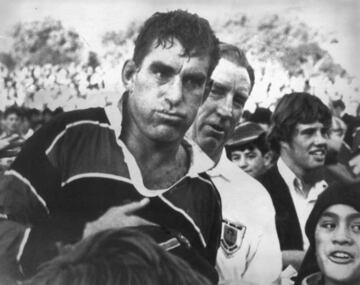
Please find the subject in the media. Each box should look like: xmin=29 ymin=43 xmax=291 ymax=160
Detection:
xmin=122 ymin=60 xmax=137 ymax=91
xmin=280 ymin=141 xmax=290 ymax=152
xmin=263 ymin=151 xmax=275 ymax=168
xmin=203 ymin=79 xmax=213 ymax=102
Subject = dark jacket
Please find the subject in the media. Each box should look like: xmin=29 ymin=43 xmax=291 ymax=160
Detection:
xmin=258 ymin=165 xmax=304 ymax=251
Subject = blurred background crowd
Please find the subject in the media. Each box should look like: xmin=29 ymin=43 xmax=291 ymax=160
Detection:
xmin=0 ymin=2 xmax=359 ymax=173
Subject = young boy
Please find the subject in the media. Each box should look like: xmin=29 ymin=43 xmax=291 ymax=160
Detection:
xmin=226 ymin=121 xmax=274 ymax=179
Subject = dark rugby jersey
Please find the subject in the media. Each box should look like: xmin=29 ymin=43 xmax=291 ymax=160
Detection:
xmin=0 ymin=104 xmax=221 ymax=279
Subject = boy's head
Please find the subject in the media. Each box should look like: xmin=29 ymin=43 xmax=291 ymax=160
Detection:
xmin=2 ymin=105 xmax=23 ymax=135
xmin=302 ymin=182 xmax=360 ymax=285
xmin=226 ymin=122 xmax=274 ymax=178
xmin=267 ymin=92 xmax=332 ymax=175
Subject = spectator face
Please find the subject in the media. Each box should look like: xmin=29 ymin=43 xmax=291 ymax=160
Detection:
xmin=281 ymin=122 xmax=328 ymax=172
xmin=328 ymin=117 xmax=346 ymax=153
xmin=123 ymin=38 xmax=210 ymax=143
xmin=315 ymin=204 xmax=360 ymax=285
xmin=230 ymin=148 xmax=269 ymax=178
xmin=3 ymin=113 xmax=21 ymax=135
xmin=193 ymin=59 xmax=251 ymax=157
xmin=332 ymin=106 xmax=344 ymax=118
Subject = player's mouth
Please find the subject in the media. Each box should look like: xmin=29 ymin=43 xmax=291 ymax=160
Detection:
xmin=156 ymin=110 xmax=185 ymax=122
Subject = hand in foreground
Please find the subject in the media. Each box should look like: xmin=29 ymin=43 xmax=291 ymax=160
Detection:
xmin=0 ymin=134 xmax=25 ymax=158
xmin=0 ymin=134 xmax=23 ymax=150
xmin=349 ymin=153 xmax=360 ymax=175
xmin=83 ymin=198 xmax=156 ymax=238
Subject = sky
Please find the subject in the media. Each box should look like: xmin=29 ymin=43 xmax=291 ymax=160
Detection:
xmin=0 ymin=0 xmax=359 ymax=77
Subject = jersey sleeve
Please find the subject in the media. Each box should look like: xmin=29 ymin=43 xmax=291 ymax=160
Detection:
xmin=0 ymin=114 xmax=70 ymax=280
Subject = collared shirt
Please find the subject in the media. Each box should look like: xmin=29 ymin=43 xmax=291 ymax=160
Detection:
xmin=208 ymin=151 xmax=282 ymax=285
xmin=277 ymin=158 xmax=327 ymax=250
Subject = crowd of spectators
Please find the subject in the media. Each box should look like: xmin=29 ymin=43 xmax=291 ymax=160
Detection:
xmin=0 ymin=105 xmax=63 ymax=172
xmin=1 ymin=51 xmax=359 ymax=116
xmin=0 ymin=62 xmax=123 ymax=112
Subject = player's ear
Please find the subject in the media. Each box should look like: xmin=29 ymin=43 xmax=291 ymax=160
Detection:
xmin=122 ymin=59 xmax=137 ymax=92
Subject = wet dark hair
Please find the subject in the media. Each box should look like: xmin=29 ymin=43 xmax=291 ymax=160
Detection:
xmin=133 ymin=10 xmax=220 ymax=76
xmin=268 ymin=92 xmax=332 ymax=154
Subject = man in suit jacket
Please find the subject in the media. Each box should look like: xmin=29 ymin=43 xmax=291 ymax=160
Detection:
xmin=259 ymin=92 xmax=332 ymax=272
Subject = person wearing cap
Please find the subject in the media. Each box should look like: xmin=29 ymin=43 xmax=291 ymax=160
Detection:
xmin=295 ymin=182 xmax=360 ymax=285
xmin=225 ymin=121 xmax=274 ymax=179
xmin=189 ymin=42 xmax=281 ymax=285
xmin=258 ymin=92 xmax=333 ymax=273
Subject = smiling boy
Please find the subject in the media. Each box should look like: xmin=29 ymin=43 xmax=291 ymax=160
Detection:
xmin=259 ymin=92 xmax=333 ymax=271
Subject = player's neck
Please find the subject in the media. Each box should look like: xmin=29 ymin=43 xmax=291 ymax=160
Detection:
xmin=124 ymin=133 xmax=189 ymax=189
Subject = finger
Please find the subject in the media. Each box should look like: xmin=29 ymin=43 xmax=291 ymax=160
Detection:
xmin=352 ymin=165 xmax=360 ymax=175
xmin=9 ymin=140 xmax=24 ymax=148
xmin=349 ymin=156 xmax=359 ymax=167
xmin=349 ymin=156 xmax=360 ymax=175
xmin=121 ymin=198 xmax=150 ymax=214
xmin=8 ymin=134 xmax=20 ymax=142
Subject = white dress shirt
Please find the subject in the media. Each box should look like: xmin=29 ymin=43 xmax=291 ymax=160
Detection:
xmin=277 ymin=158 xmax=328 ymax=250
xmin=208 ymin=151 xmax=282 ymax=285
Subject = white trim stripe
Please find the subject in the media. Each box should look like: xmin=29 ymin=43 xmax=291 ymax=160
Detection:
xmin=159 ymin=195 xmax=206 ymax=247
xmin=45 ymin=120 xmax=113 ymax=156
xmin=195 ymin=175 xmax=215 ymax=187
xmin=105 ymin=103 xmax=123 ymax=138
xmin=159 ymin=238 xmax=181 ymax=251
xmin=61 ymin=172 xmax=133 ymax=187
xmin=16 ymin=228 xmax=31 ymax=262
xmin=5 ymin=170 xmax=48 ymax=213
xmin=45 ymin=129 xmax=66 ymax=156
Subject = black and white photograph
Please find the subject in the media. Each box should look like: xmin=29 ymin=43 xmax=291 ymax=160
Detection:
xmin=0 ymin=0 xmax=359 ymax=284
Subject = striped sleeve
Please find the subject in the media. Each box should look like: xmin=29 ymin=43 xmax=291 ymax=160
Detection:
xmin=0 ymin=108 xmax=107 ymax=279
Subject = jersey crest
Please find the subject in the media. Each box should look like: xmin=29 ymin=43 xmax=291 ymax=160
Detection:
xmin=220 ymin=219 xmax=246 ymax=256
